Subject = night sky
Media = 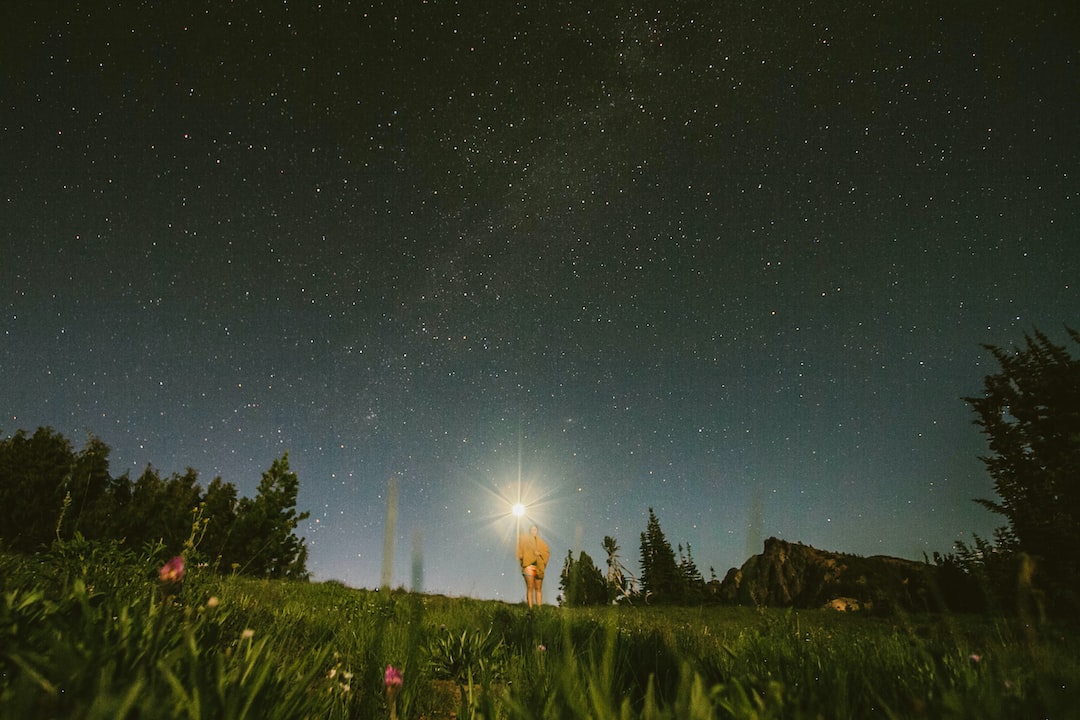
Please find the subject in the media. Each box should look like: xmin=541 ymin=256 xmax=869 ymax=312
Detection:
xmin=2 ymin=2 xmax=1077 ymax=601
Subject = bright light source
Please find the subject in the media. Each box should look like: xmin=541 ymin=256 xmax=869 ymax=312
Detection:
xmin=511 ymin=502 xmax=526 ymax=517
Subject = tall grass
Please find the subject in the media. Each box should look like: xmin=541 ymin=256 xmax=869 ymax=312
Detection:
xmin=2 ymin=540 xmax=1077 ymax=718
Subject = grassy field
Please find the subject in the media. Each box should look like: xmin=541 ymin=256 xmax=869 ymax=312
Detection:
xmin=2 ymin=541 xmax=1077 ymax=719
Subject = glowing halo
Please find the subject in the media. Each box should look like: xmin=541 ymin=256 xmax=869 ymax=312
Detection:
xmin=456 ymin=453 xmax=565 ymax=565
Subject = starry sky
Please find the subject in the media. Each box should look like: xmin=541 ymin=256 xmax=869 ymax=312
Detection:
xmin=2 ymin=1 xmax=1077 ymax=601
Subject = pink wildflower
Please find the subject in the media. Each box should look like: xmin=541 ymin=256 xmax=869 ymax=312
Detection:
xmin=384 ymin=665 xmax=403 ymax=689
xmin=385 ymin=665 xmax=403 ymax=720
xmin=159 ymin=556 xmax=185 ymax=584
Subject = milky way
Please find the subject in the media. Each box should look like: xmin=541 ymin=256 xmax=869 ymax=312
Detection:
xmin=2 ymin=2 xmax=1076 ymax=599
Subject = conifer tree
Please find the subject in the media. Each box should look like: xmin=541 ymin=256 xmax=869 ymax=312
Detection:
xmin=638 ymin=507 xmax=681 ymax=603
xmin=678 ymin=542 xmax=706 ymax=600
xmin=559 ymin=549 xmax=607 ymax=606
xmin=231 ymin=453 xmax=310 ymax=579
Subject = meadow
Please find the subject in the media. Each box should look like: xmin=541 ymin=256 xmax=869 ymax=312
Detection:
xmin=2 ymin=538 xmax=1077 ymax=719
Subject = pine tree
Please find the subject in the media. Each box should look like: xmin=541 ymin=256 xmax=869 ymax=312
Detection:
xmin=560 ymin=549 xmax=607 ymax=606
xmin=231 ymin=453 xmax=311 ymax=579
xmin=679 ymin=542 xmax=706 ymax=600
xmin=638 ymin=508 xmax=681 ymax=603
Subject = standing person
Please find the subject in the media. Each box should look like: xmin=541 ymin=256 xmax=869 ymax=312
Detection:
xmin=517 ymin=524 xmax=550 ymax=607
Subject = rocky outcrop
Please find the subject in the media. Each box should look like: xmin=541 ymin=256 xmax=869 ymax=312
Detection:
xmin=717 ymin=537 xmax=942 ymax=612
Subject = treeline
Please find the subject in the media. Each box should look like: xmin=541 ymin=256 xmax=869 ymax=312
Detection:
xmin=559 ymin=508 xmax=718 ymax=607
xmin=0 ymin=427 xmax=309 ymax=579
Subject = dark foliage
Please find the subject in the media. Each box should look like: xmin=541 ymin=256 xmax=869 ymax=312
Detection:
xmin=638 ymin=507 xmax=707 ymax=604
xmin=0 ymin=427 xmax=83 ymax=552
xmin=0 ymin=426 xmax=310 ymax=578
xmin=229 ymin=453 xmax=310 ymax=579
xmin=558 ymin=549 xmax=608 ymax=607
xmin=962 ymin=327 xmax=1080 ymax=615
xmin=639 ymin=508 xmax=680 ymax=603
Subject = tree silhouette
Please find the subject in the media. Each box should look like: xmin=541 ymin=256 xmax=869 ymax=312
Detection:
xmin=0 ymin=427 xmax=311 ymax=580
xmin=678 ymin=542 xmax=706 ymax=601
xmin=200 ymin=477 xmax=239 ymax=571
xmin=63 ymin=434 xmax=115 ymax=540
xmin=638 ymin=508 xmax=682 ymax=603
xmin=231 ymin=453 xmax=311 ymax=579
xmin=559 ymin=549 xmax=607 ymax=606
xmin=0 ymin=427 xmax=74 ymax=551
xmin=602 ymin=534 xmax=637 ymax=603
xmin=113 ymin=466 xmax=204 ymax=555
xmin=964 ymin=327 xmax=1080 ymax=614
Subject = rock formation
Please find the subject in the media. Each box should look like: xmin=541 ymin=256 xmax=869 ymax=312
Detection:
xmin=717 ymin=537 xmax=943 ymax=612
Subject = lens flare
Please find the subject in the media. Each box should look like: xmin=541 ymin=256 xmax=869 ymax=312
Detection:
xmin=511 ymin=502 xmax=526 ymax=517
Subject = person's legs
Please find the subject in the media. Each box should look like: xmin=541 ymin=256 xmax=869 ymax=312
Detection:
xmin=524 ymin=573 xmax=537 ymax=607
xmin=534 ymin=578 xmax=543 ymax=607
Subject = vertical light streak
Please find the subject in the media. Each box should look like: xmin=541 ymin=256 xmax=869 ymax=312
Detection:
xmin=381 ymin=476 xmax=398 ymax=591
